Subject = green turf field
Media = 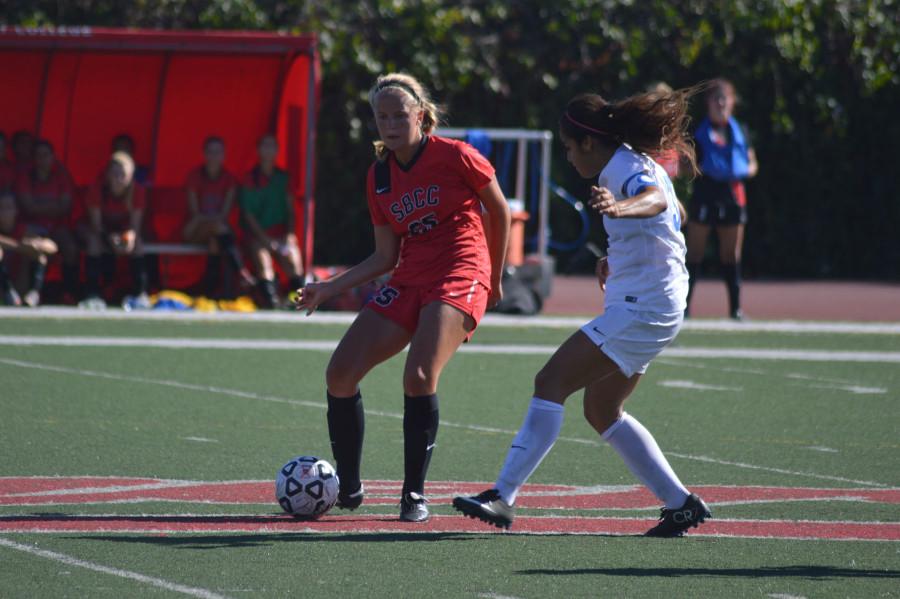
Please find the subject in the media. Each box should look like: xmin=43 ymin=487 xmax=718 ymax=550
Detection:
xmin=1 ymin=311 xmax=898 ymax=598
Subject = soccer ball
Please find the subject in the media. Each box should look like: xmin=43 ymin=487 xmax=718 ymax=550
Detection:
xmin=275 ymin=456 xmax=339 ymax=518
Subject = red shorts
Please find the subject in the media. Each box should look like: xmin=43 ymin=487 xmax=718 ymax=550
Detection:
xmin=367 ymin=276 xmax=490 ymax=341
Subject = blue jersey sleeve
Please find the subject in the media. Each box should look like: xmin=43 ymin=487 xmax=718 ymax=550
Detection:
xmin=620 ymin=171 xmax=659 ymax=198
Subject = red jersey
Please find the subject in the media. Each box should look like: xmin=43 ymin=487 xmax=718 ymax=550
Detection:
xmin=86 ymin=180 xmax=147 ymax=231
xmin=0 ymin=162 xmax=14 ymax=192
xmin=15 ymin=163 xmax=74 ymax=229
xmin=185 ymin=166 xmax=237 ymax=216
xmin=366 ymin=136 xmax=494 ymax=287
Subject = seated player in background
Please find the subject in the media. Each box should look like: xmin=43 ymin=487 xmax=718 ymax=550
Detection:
xmin=81 ymin=152 xmax=149 ymax=309
xmin=0 ymin=191 xmax=57 ymax=306
xmin=14 ymin=140 xmax=80 ymax=305
xmin=238 ymin=134 xmax=305 ymax=308
xmin=0 ymin=133 xmax=15 ymax=192
xmin=11 ymin=130 xmax=34 ymax=174
xmin=453 ymin=85 xmax=711 ymax=538
xmin=184 ymin=136 xmax=254 ymax=298
xmin=110 ymin=133 xmax=151 ymax=185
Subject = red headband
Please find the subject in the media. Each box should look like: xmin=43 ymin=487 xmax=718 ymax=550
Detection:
xmin=564 ymin=112 xmax=611 ymax=136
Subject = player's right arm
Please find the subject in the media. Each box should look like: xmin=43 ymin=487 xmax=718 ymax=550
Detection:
xmin=295 ymin=224 xmax=400 ymax=315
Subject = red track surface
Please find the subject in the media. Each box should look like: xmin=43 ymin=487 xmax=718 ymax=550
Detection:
xmin=543 ymin=276 xmax=900 ymax=321
xmin=2 ymin=478 xmax=897 ymax=541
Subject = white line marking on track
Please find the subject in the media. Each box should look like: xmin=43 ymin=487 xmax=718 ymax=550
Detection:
xmin=0 ymin=537 xmax=232 ymax=599
xmin=2 ymin=335 xmax=900 ymax=363
xmin=768 ymin=594 xmax=808 ymax=599
xmin=182 ymin=437 xmax=219 ymax=443
xmin=476 ymin=592 xmax=524 ymax=599
xmin=1 ymin=357 xmax=890 ymax=489
xmin=2 ymin=306 xmax=898 ymax=334
xmin=657 ymin=380 xmax=742 ymax=392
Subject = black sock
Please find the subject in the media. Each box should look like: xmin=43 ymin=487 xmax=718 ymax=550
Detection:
xmin=288 ymin=273 xmax=305 ymax=291
xmin=686 ymin=262 xmax=701 ymax=314
xmin=402 ymin=393 xmax=439 ymax=497
xmin=327 ymin=391 xmax=365 ymax=494
xmin=0 ymin=258 xmax=9 ymax=293
xmin=203 ymin=254 xmax=222 ymax=297
xmin=85 ymin=255 xmax=102 ymax=297
xmin=29 ymin=260 xmax=47 ymax=293
xmin=130 ymin=255 xmax=148 ymax=295
xmin=257 ymin=278 xmax=278 ymax=308
xmin=221 ymin=267 xmax=237 ymax=300
xmin=721 ymin=262 xmax=741 ymax=316
xmin=62 ymin=263 xmax=80 ymax=297
xmin=216 ymin=233 xmax=244 ymax=274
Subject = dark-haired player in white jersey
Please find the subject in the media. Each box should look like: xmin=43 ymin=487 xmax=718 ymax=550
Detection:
xmin=454 ymin=86 xmax=711 ymax=537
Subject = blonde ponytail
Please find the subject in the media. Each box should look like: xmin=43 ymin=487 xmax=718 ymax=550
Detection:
xmin=368 ymin=72 xmax=442 ymax=161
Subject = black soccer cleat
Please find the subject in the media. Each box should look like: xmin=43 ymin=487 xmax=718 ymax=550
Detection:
xmin=645 ymin=493 xmax=711 ymax=537
xmin=399 ymin=492 xmax=430 ymax=523
xmin=452 ymin=489 xmax=514 ymax=530
xmin=336 ymin=484 xmax=364 ymax=511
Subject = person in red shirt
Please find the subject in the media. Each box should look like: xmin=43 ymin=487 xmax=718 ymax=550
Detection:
xmin=184 ymin=136 xmax=254 ymax=297
xmin=0 ymin=191 xmax=57 ymax=306
xmin=14 ymin=139 xmax=79 ymax=305
xmin=296 ymin=72 xmax=511 ymax=522
xmin=82 ymin=152 xmax=149 ymax=308
xmin=0 ymin=133 xmax=16 ymax=192
xmin=11 ymin=131 xmax=34 ymax=175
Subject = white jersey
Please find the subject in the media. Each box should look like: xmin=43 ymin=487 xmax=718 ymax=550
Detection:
xmin=597 ymin=144 xmax=688 ymax=313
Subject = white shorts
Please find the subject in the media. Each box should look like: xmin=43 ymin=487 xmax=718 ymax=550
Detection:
xmin=580 ymin=305 xmax=683 ymax=378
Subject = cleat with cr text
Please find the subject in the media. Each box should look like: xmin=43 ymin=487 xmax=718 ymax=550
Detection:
xmin=645 ymin=493 xmax=711 ymax=537
xmin=452 ymin=488 xmax=514 ymax=530
xmin=399 ymin=492 xmax=430 ymax=522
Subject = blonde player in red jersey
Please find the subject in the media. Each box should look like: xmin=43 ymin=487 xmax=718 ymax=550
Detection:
xmin=296 ymin=73 xmax=511 ymax=522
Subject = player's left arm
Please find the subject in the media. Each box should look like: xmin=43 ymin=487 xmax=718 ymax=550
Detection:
xmin=590 ymin=185 xmax=667 ymax=219
xmin=219 ymin=185 xmax=236 ymax=222
xmin=476 ymin=177 xmax=511 ymax=306
xmin=746 ymin=147 xmax=759 ymax=178
xmin=121 ymin=207 xmax=143 ymax=254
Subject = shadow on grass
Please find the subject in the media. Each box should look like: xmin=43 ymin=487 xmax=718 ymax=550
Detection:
xmin=75 ymin=532 xmax=484 ymax=548
xmin=516 ymin=566 xmax=900 ymax=580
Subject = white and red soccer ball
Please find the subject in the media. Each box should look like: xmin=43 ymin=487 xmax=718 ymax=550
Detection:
xmin=275 ymin=456 xmax=339 ymax=518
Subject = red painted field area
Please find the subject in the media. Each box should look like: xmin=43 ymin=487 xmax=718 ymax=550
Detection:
xmin=2 ymin=477 xmax=898 ymax=541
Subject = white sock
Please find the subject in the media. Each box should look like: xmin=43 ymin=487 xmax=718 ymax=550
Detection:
xmin=602 ymin=412 xmax=690 ymax=509
xmin=495 ymin=397 xmax=565 ymax=505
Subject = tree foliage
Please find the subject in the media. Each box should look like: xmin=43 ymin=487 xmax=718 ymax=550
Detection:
xmin=7 ymin=0 xmax=899 ymax=277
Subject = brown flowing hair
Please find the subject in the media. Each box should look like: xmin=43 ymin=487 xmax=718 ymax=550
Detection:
xmin=559 ymin=83 xmax=708 ymax=177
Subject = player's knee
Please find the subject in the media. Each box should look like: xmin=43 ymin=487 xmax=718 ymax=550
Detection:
xmin=325 ymin=357 xmax=362 ymax=395
xmin=403 ymin=366 xmax=437 ymax=396
xmin=533 ymin=366 xmax=564 ymax=402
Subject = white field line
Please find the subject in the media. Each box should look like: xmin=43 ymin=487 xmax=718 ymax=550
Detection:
xmin=0 ymin=537 xmax=232 ymax=599
xmin=1 ymin=306 xmax=898 ymax=334
xmin=655 ymin=358 xmax=891 ymax=395
xmin=2 ymin=335 xmax=900 ymax=363
xmin=657 ymin=380 xmax=743 ymax=392
xmin=1 ymin=358 xmax=890 ymax=489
